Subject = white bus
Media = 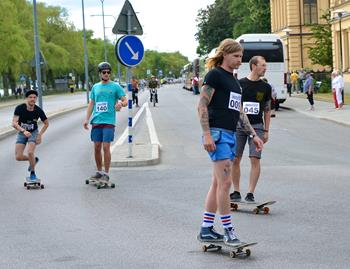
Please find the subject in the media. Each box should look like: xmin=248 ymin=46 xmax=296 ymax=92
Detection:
xmin=235 ymin=34 xmax=287 ymax=108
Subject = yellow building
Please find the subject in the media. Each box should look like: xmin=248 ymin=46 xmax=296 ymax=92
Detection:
xmin=331 ymin=0 xmax=350 ymax=85
xmin=270 ymin=0 xmax=330 ymax=72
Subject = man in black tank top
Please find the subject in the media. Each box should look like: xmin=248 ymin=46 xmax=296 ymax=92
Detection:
xmin=197 ymin=39 xmax=263 ymax=247
xmin=230 ymin=56 xmax=272 ymax=203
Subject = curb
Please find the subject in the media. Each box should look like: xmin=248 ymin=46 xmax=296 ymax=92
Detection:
xmin=111 ymin=144 xmax=160 ymax=167
xmin=0 ymin=104 xmax=87 ymax=141
xmin=110 ymin=102 xmax=160 ymax=167
xmin=281 ymin=105 xmax=350 ymax=127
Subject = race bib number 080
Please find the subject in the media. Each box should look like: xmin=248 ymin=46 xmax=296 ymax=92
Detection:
xmin=228 ymin=92 xmax=241 ymax=111
xmin=243 ymin=102 xmax=260 ymax=115
xmin=96 ymin=102 xmax=108 ymax=113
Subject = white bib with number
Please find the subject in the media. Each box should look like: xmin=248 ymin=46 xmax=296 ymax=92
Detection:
xmin=96 ymin=102 xmax=108 ymax=113
xmin=228 ymin=92 xmax=241 ymax=111
xmin=243 ymin=102 xmax=260 ymax=115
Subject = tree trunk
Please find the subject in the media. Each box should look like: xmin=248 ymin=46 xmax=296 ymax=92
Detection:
xmin=2 ymin=72 xmax=9 ymax=96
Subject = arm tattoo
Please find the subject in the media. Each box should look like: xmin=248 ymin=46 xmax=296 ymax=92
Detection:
xmin=198 ymin=85 xmax=215 ymax=134
xmin=239 ymin=110 xmax=255 ymax=135
xmin=264 ymin=100 xmax=271 ymax=112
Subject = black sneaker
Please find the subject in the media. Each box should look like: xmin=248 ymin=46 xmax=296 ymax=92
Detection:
xmin=198 ymin=226 xmax=224 ymax=242
xmin=230 ymin=191 xmax=241 ymax=202
xmin=245 ymin=193 xmax=255 ymax=203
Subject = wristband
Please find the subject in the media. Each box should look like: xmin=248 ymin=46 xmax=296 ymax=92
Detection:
xmin=264 ymin=129 xmax=269 ymax=133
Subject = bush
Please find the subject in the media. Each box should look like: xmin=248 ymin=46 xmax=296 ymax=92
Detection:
xmin=318 ymin=77 xmax=331 ymax=93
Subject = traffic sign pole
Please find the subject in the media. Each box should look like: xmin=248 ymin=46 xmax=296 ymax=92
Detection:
xmin=127 ymin=8 xmax=132 ymax=158
xmin=114 ymin=0 xmax=144 ymax=158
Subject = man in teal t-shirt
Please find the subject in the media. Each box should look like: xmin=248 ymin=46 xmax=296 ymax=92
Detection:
xmin=83 ymin=62 xmax=127 ymax=182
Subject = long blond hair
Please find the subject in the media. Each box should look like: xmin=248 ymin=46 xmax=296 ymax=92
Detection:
xmin=205 ymin=39 xmax=243 ymax=70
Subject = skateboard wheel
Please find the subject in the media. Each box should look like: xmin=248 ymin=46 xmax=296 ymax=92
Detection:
xmin=111 ymin=183 xmax=116 ymax=188
xmin=217 ymin=246 xmax=222 ymax=251
xmin=245 ymin=249 xmax=251 ymax=257
xmin=230 ymin=251 xmax=237 ymax=258
xmin=24 ymin=182 xmax=27 ymax=187
xmin=26 ymin=186 xmax=30 ymax=190
xmin=41 ymin=184 xmax=45 ymax=189
xmin=263 ymin=207 xmax=270 ymax=214
xmin=97 ymin=184 xmax=101 ymax=189
xmin=230 ymin=203 xmax=238 ymax=211
xmin=253 ymin=208 xmax=259 ymax=214
xmin=85 ymin=179 xmax=89 ymax=184
xmin=202 ymin=245 xmax=208 ymax=252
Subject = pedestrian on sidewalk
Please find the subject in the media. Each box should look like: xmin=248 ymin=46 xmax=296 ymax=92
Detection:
xmin=331 ymin=70 xmax=342 ymax=109
xmin=286 ymin=71 xmax=292 ymax=97
xmin=303 ymin=72 xmax=315 ymax=110
xmin=83 ymin=62 xmax=127 ymax=182
xmin=12 ymin=90 xmax=49 ymax=181
xmin=197 ymin=38 xmax=263 ymax=247
xmin=230 ymin=56 xmax=272 ymax=204
xmin=290 ymin=71 xmax=298 ymax=94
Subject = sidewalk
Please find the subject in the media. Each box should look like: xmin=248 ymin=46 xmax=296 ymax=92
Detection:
xmin=282 ymin=95 xmax=350 ymax=127
xmin=0 ymin=93 xmax=87 ymax=140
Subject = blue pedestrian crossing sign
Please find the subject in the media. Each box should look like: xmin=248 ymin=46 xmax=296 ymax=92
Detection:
xmin=115 ymin=35 xmax=144 ymax=67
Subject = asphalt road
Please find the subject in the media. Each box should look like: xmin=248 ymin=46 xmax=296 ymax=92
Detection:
xmin=1 ymin=84 xmax=350 ymax=269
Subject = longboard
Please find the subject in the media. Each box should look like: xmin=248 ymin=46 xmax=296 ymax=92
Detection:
xmin=198 ymin=238 xmax=257 ymax=258
xmin=230 ymin=200 xmax=276 ymax=214
xmin=85 ymin=178 xmax=115 ymax=189
xmin=24 ymin=177 xmax=44 ymax=190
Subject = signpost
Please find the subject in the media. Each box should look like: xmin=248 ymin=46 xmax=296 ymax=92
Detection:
xmin=114 ymin=0 xmax=143 ymax=158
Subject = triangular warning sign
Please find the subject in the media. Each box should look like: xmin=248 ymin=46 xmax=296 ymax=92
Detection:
xmin=112 ymin=0 xmax=143 ymax=35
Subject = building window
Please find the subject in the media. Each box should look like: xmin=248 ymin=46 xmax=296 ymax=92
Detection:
xmin=304 ymin=0 xmax=318 ymax=24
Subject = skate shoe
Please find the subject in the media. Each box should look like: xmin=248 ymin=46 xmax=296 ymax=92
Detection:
xmin=230 ymin=191 xmax=241 ymax=202
xmin=28 ymin=157 xmax=39 ymax=171
xmin=198 ymin=226 xmax=223 ymax=242
xmin=29 ymin=173 xmax=38 ymax=182
xmin=90 ymin=172 xmax=103 ymax=181
xmin=245 ymin=193 xmax=255 ymax=203
xmin=99 ymin=174 xmax=110 ymax=184
xmin=223 ymin=227 xmax=241 ymax=247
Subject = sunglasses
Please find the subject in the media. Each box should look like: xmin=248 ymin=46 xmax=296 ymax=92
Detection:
xmin=102 ymin=70 xmax=111 ymax=75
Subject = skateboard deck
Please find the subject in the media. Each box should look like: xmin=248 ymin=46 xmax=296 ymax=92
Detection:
xmin=230 ymin=200 xmax=276 ymax=214
xmin=24 ymin=177 xmax=44 ymax=190
xmin=198 ymin=238 xmax=257 ymax=258
xmin=85 ymin=178 xmax=115 ymax=189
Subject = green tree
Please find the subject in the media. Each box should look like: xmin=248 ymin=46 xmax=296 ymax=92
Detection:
xmin=0 ymin=0 xmax=31 ymax=95
xmin=308 ymin=10 xmax=333 ymax=68
xmin=195 ymin=0 xmax=234 ymax=56
xmin=133 ymin=50 xmax=188 ymax=79
xmin=230 ymin=0 xmax=271 ymax=38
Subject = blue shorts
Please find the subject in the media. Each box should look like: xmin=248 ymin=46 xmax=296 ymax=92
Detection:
xmin=16 ymin=130 xmax=38 ymax=144
xmin=91 ymin=127 xmax=115 ymax=143
xmin=205 ymin=128 xmax=237 ymax=161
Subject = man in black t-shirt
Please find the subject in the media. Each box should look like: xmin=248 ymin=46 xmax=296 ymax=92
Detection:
xmin=197 ymin=39 xmax=263 ymax=247
xmin=230 ymin=56 xmax=272 ymax=203
xmin=12 ymin=90 xmax=49 ymax=181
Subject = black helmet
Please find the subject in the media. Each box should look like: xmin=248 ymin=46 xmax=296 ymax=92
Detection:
xmin=98 ymin=62 xmax=112 ymax=72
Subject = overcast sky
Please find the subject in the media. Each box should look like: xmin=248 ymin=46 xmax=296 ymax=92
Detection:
xmin=38 ymin=0 xmax=215 ymax=61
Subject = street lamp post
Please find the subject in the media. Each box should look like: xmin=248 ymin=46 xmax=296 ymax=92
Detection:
xmin=91 ymin=14 xmax=121 ymax=82
xmin=100 ymin=0 xmax=107 ymax=62
xmin=32 ymin=0 xmax=43 ymax=108
xmin=282 ymin=28 xmax=292 ymax=72
xmin=81 ymin=0 xmax=89 ymax=104
xmin=338 ymin=12 xmax=343 ymax=72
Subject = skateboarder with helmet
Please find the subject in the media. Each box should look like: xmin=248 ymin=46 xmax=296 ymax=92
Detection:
xmin=83 ymin=62 xmax=127 ymax=182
